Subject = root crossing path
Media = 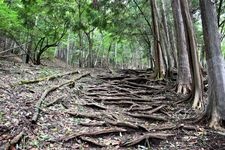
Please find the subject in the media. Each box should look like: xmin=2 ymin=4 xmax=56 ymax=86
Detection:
xmin=0 ymin=61 xmax=224 ymax=149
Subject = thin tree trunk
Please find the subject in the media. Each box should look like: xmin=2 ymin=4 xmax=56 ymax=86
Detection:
xmin=67 ymin=31 xmax=71 ymax=65
xmin=169 ymin=26 xmax=178 ymax=68
xmin=26 ymin=40 xmax=31 ymax=63
xmin=114 ymin=42 xmax=117 ymax=67
xmin=150 ymin=0 xmax=165 ymax=79
xmin=161 ymin=0 xmax=174 ymax=77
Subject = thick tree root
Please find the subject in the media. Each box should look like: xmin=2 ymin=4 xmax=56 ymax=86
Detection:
xmin=58 ymin=128 xmax=127 ymax=142
xmin=79 ymin=136 xmax=106 ymax=147
xmin=45 ymin=96 xmax=64 ymax=107
xmin=125 ymin=112 xmax=167 ymax=121
xmin=82 ymin=103 xmax=107 ymax=110
xmin=192 ymin=91 xmax=203 ymax=110
xmin=209 ymin=109 xmax=225 ymax=131
xmin=176 ymin=83 xmax=191 ymax=95
xmin=66 ymin=111 xmax=103 ymax=121
xmin=32 ymin=86 xmax=59 ymax=123
xmin=32 ymin=72 xmax=90 ymax=123
xmin=120 ymin=133 xmax=174 ymax=147
xmin=17 ymin=70 xmax=80 ymax=85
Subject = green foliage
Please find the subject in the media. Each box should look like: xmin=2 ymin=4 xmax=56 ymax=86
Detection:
xmin=42 ymin=48 xmax=55 ymax=60
xmin=0 ymin=2 xmax=21 ymax=31
xmin=1 ymin=0 xmax=222 ymax=68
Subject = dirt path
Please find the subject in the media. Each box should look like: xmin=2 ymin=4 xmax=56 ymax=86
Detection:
xmin=0 ymin=60 xmax=225 ymax=150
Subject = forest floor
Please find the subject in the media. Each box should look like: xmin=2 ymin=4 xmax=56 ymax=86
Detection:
xmin=0 ymin=59 xmax=225 ymax=150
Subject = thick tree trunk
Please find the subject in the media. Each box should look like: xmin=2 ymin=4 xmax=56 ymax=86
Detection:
xmin=150 ymin=0 xmax=165 ymax=79
xmin=172 ymin=0 xmax=191 ymax=94
xmin=200 ymin=0 xmax=225 ymax=129
xmin=180 ymin=0 xmax=203 ymax=109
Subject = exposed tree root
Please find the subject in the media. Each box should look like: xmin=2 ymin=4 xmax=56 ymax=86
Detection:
xmin=174 ymin=94 xmax=192 ymax=104
xmin=98 ymin=75 xmax=130 ymax=80
xmin=128 ymin=106 xmax=153 ymax=111
xmin=176 ymin=83 xmax=191 ymax=95
xmin=148 ymin=105 xmax=166 ymax=114
xmin=152 ymin=124 xmax=177 ymax=131
xmin=110 ymin=85 xmax=134 ymax=93
xmin=4 ymin=131 xmax=25 ymax=150
xmin=82 ymin=102 xmax=107 ymax=110
xmin=106 ymin=120 xmax=139 ymax=129
xmin=192 ymin=91 xmax=203 ymax=110
xmin=125 ymin=113 xmax=167 ymax=121
xmin=122 ymin=81 xmax=163 ymax=90
xmin=132 ymin=90 xmax=155 ymax=95
xmin=67 ymin=111 xmax=149 ymax=131
xmin=87 ymin=87 xmax=109 ymax=92
xmin=128 ymin=105 xmax=166 ymax=114
xmin=66 ymin=111 xmax=103 ymax=121
xmin=45 ymin=96 xmax=64 ymax=107
xmin=120 ymin=133 xmax=174 ymax=147
xmin=93 ymin=97 xmax=152 ymax=102
xmin=79 ymin=136 xmax=106 ymax=147
xmin=115 ymin=84 xmax=138 ymax=89
xmin=187 ymin=109 xmax=225 ymax=131
xmin=123 ymin=77 xmax=150 ymax=84
xmin=79 ymin=122 xmax=107 ymax=127
xmin=179 ymin=124 xmax=201 ymax=131
xmin=17 ymin=70 xmax=80 ymax=85
xmin=59 ymin=128 xmax=127 ymax=142
xmin=85 ymin=93 xmax=140 ymax=98
xmin=32 ymin=72 xmax=90 ymax=123
xmin=209 ymin=109 xmax=225 ymax=131
xmin=93 ymin=96 xmax=166 ymax=103
xmin=32 ymin=86 xmax=59 ymax=123
xmin=104 ymin=101 xmax=139 ymax=108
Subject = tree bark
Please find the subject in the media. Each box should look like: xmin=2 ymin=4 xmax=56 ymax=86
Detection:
xmin=161 ymin=0 xmax=174 ymax=77
xmin=180 ymin=0 xmax=203 ymax=109
xmin=200 ymin=0 xmax=225 ymax=129
xmin=168 ymin=21 xmax=178 ymax=69
xmin=172 ymin=0 xmax=191 ymax=94
xmin=150 ymin=0 xmax=165 ymax=79
xmin=67 ymin=31 xmax=71 ymax=65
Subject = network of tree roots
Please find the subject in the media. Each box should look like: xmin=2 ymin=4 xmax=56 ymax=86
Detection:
xmin=0 ymin=59 xmax=225 ymax=149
